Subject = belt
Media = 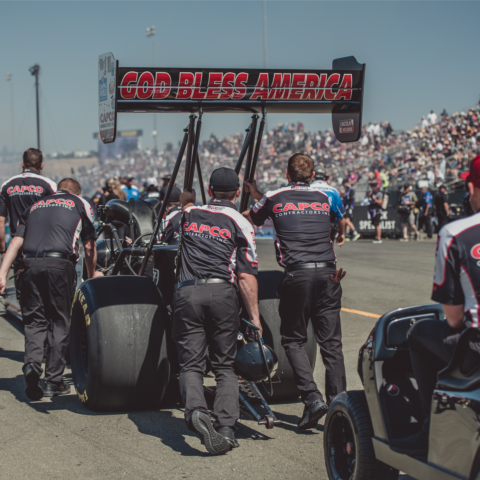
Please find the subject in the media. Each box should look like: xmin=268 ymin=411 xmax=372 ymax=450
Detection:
xmin=178 ymin=278 xmax=230 ymax=288
xmin=286 ymin=262 xmax=336 ymax=272
xmin=24 ymin=252 xmax=74 ymax=261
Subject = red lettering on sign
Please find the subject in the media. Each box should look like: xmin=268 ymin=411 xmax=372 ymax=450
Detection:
xmin=284 ymin=203 xmax=298 ymax=211
xmin=311 ymin=203 xmax=324 ymax=211
xmin=153 ymin=72 xmax=171 ymax=99
xmin=120 ymin=71 xmax=138 ymax=99
xmin=219 ymin=229 xmax=231 ymax=239
xmin=206 ymin=73 xmax=223 ymax=100
xmin=324 ymin=73 xmax=341 ymax=100
xmin=251 ymin=73 xmax=269 ymax=100
xmin=220 ymin=72 xmax=235 ymax=99
xmin=315 ymin=74 xmax=328 ymax=100
xmin=192 ymin=73 xmax=206 ymax=100
xmin=136 ymin=71 xmax=154 ymax=99
xmin=334 ymin=74 xmax=353 ymax=101
xmin=298 ymin=203 xmax=310 ymax=210
xmin=273 ymin=204 xmax=282 ymax=213
xmin=302 ymin=74 xmax=319 ymax=100
xmin=210 ymin=226 xmax=219 ymax=237
xmin=268 ymin=73 xmax=291 ymax=100
xmin=233 ymin=73 xmax=248 ymax=100
xmin=177 ymin=72 xmax=194 ymax=99
xmin=289 ymin=74 xmax=306 ymax=100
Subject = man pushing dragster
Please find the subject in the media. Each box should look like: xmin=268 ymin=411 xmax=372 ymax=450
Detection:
xmin=244 ymin=153 xmax=347 ymax=430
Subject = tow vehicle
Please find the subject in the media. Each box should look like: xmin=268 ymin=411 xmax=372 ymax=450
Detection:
xmin=323 ymin=303 xmax=480 ymax=480
xmin=69 ymin=52 xmax=366 ymax=416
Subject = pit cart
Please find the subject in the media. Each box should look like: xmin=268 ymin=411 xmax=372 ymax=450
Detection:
xmin=68 ymin=52 xmax=366 ymax=413
xmin=323 ymin=303 xmax=480 ymax=480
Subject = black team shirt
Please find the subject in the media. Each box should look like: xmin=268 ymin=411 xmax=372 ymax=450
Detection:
xmin=178 ymin=198 xmax=258 ymax=284
xmin=249 ymin=181 xmax=335 ymax=267
xmin=0 ymin=169 xmax=57 ymax=236
xmin=15 ymin=190 xmax=97 ymax=257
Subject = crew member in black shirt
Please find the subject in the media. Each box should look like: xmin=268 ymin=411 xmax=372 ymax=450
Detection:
xmin=0 ymin=178 xmax=102 ymax=401
xmin=159 ymin=174 xmax=172 ymax=202
xmin=434 ymin=184 xmax=450 ymax=230
xmin=159 ymin=186 xmax=182 ymax=245
xmin=245 ymin=153 xmax=346 ymax=430
xmin=0 ymin=148 xmax=57 ymax=297
xmin=391 ymin=155 xmax=480 ymax=456
xmin=173 ymin=168 xmax=260 ymax=455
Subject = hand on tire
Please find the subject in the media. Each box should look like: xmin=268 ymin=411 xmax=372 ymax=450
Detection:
xmin=330 ymin=268 xmax=346 ymax=283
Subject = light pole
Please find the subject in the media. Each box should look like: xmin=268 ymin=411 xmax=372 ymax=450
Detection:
xmin=29 ymin=64 xmax=41 ymax=150
xmin=146 ymin=25 xmax=158 ymax=152
xmin=6 ymin=73 xmax=14 ymax=154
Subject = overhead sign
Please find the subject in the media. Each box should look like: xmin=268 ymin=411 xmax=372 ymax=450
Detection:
xmin=98 ymin=52 xmax=117 ymax=144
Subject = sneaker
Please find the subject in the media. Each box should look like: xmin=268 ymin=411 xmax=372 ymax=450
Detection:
xmin=352 ymin=233 xmax=361 ymax=242
xmin=43 ymin=381 xmax=71 ymax=397
xmin=372 ymin=239 xmax=382 ymax=244
xmin=191 ymin=410 xmax=231 ymax=455
xmin=345 ymin=237 xmax=350 ymax=241
xmin=389 ymin=421 xmax=429 ymax=457
xmin=217 ymin=426 xmax=239 ymax=449
xmin=399 ymin=238 xmax=409 ymax=242
xmin=415 ymin=232 xmax=419 ymax=241
xmin=298 ymin=399 xmax=329 ymax=430
xmin=23 ymin=364 xmax=44 ymax=401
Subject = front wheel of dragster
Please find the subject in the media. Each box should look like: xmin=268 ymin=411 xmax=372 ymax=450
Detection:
xmin=324 ymin=391 xmax=399 ymax=480
xmin=70 ymin=276 xmax=170 ymax=411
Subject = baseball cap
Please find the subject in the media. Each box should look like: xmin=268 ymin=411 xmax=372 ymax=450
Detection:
xmin=162 ymin=174 xmax=172 ymax=181
xmin=209 ymin=168 xmax=240 ymax=192
xmin=125 ymin=176 xmax=135 ymax=181
xmin=168 ymin=186 xmax=182 ymax=203
xmin=146 ymin=177 xmax=158 ymax=188
xmin=460 ymin=154 xmax=480 ymax=188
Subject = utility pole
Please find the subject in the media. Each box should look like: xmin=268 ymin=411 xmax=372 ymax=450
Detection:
xmin=146 ymin=26 xmax=158 ymax=152
xmin=262 ymin=0 xmax=269 ymax=133
xmin=6 ymin=73 xmax=14 ymax=154
xmin=29 ymin=64 xmax=41 ymax=150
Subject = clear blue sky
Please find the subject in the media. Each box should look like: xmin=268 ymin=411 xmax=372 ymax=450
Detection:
xmin=1 ymin=1 xmax=479 ymax=155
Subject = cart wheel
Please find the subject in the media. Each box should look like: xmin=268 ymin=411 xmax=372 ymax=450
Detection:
xmin=265 ymin=415 xmax=275 ymax=429
xmin=324 ymin=391 xmax=399 ymax=480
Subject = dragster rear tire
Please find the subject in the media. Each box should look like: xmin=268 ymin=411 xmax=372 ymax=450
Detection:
xmin=69 ymin=276 xmax=170 ymax=411
xmin=257 ymin=271 xmax=317 ymax=402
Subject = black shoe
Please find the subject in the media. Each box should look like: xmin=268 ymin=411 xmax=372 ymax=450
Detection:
xmin=298 ymin=399 xmax=329 ymax=430
xmin=389 ymin=424 xmax=429 ymax=457
xmin=23 ymin=364 xmax=43 ymax=401
xmin=191 ymin=411 xmax=231 ymax=455
xmin=43 ymin=381 xmax=71 ymax=397
xmin=217 ymin=426 xmax=239 ymax=448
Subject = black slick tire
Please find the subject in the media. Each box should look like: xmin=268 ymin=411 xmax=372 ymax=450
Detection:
xmin=324 ymin=391 xmax=399 ymax=480
xmin=69 ymin=276 xmax=170 ymax=411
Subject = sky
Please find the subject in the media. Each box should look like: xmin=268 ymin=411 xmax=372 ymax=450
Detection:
xmin=0 ymin=0 xmax=479 ymax=155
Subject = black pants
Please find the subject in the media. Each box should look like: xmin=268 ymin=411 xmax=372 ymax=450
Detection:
xmin=173 ymin=283 xmax=239 ymax=431
xmin=278 ymin=267 xmax=346 ymax=406
xmin=20 ymin=257 xmax=76 ymax=385
xmin=419 ymin=214 xmax=433 ymax=238
xmin=437 ymin=212 xmax=450 ymax=231
xmin=407 ymin=319 xmax=464 ymax=417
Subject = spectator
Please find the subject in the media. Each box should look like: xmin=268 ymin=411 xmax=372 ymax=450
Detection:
xmin=121 ymin=176 xmax=140 ymax=200
xmin=398 ymin=185 xmax=419 ymax=241
xmin=435 ymin=184 xmax=450 ymax=230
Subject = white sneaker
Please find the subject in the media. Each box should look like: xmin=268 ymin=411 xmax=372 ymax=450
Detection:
xmin=399 ymin=238 xmax=409 ymax=242
xmin=352 ymin=233 xmax=361 ymax=242
xmin=372 ymin=239 xmax=382 ymax=244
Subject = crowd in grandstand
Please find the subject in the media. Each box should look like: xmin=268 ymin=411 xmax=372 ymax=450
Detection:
xmin=69 ymin=105 xmax=479 ymax=202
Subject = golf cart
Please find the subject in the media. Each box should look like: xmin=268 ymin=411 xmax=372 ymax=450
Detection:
xmin=68 ymin=53 xmax=366 ymax=416
xmin=323 ymin=303 xmax=480 ymax=480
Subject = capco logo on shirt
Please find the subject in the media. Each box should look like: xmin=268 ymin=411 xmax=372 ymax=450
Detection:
xmin=31 ymin=198 xmax=75 ymax=211
xmin=183 ymin=222 xmax=231 ymax=239
xmin=273 ymin=202 xmax=331 ymax=213
xmin=471 ymin=244 xmax=480 ymax=260
xmin=7 ymin=185 xmax=44 ymax=195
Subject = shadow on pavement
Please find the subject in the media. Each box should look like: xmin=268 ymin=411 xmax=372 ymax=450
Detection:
xmin=1 ymin=312 xmax=24 ymax=335
xmin=0 ymin=347 xmax=24 ymax=364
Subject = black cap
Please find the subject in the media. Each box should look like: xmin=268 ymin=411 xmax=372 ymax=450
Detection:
xmin=209 ymin=168 xmax=240 ymax=192
xmin=167 ymin=186 xmax=182 ymax=203
xmin=162 ymin=174 xmax=171 ymax=181
xmin=314 ymin=164 xmax=327 ymax=181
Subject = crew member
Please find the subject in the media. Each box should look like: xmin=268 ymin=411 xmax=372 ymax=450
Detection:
xmin=159 ymin=186 xmax=182 ymax=245
xmin=310 ymin=164 xmax=345 ymax=241
xmin=419 ymin=186 xmax=433 ymax=238
xmin=398 ymin=185 xmax=419 ymax=241
xmin=369 ymin=182 xmax=383 ymax=244
xmin=341 ymin=179 xmax=360 ymax=241
xmin=0 ymin=148 xmax=57 ymax=298
xmin=173 ymin=168 xmax=260 ymax=455
xmin=141 ymin=177 xmax=160 ymax=200
xmin=435 ymin=184 xmax=450 ymax=230
xmin=391 ymin=155 xmax=480 ymax=456
xmin=159 ymin=174 xmax=172 ymax=202
xmin=245 ymin=153 xmax=346 ymax=430
xmin=0 ymin=178 xmax=101 ymax=401
xmin=121 ymin=176 xmax=140 ymax=200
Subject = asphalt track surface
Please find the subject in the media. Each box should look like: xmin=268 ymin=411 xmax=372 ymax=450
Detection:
xmin=0 ymin=238 xmax=437 ymax=480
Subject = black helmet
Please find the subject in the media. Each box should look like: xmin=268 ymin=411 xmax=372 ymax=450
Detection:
xmin=235 ymin=341 xmax=278 ymax=383
xmin=314 ymin=163 xmax=327 ymax=181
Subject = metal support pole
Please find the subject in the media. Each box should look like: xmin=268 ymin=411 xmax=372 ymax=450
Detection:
xmin=183 ymin=114 xmax=196 ymax=191
xmin=239 ymin=114 xmax=258 ymax=211
xmin=138 ymin=127 xmax=189 ymax=276
xmin=196 ymin=152 xmax=206 ymax=205
xmin=188 ymin=111 xmax=202 ymax=192
xmin=248 ymin=110 xmax=266 ymax=184
xmin=29 ymin=64 xmax=41 ymax=150
xmin=235 ymin=123 xmax=253 ymax=175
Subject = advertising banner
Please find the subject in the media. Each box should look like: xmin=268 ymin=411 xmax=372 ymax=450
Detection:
xmin=98 ymin=52 xmax=117 ymax=144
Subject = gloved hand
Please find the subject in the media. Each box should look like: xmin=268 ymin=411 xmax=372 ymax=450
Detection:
xmin=330 ymin=268 xmax=346 ymax=283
